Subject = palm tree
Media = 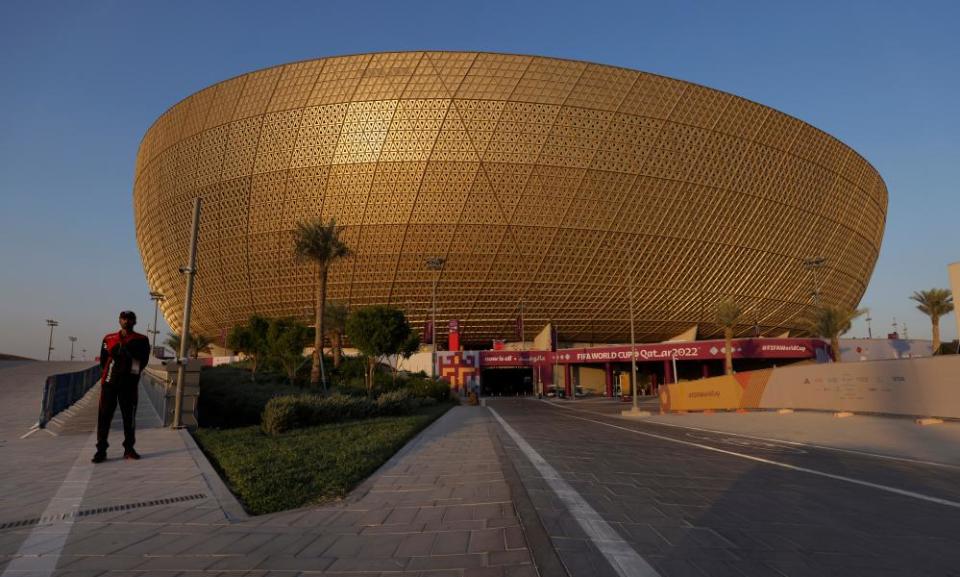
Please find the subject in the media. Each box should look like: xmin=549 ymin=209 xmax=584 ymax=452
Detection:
xmin=910 ymin=289 xmax=954 ymax=353
xmin=165 ymin=332 xmax=212 ymax=359
xmin=803 ymin=305 xmax=865 ymax=362
xmin=293 ymin=218 xmax=351 ymax=390
xmin=324 ymin=301 xmax=349 ymax=369
xmin=716 ymin=300 xmax=742 ymax=375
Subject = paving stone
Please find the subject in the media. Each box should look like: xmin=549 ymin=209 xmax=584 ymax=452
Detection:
xmin=468 ymin=528 xmax=506 ymax=553
xmin=405 ymin=553 xmax=486 ymax=571
xmin=430 ymin=530 xmax=470 ymax=555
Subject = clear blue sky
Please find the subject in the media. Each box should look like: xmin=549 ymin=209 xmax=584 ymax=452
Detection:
xmin=1 ymin=0 xmax=957 ymax=360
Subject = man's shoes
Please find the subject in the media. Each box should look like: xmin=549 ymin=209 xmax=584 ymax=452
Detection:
xmin=123 ymin=449 xmax=141 ymax=461
xmin=91 ymin=451 xmax=107 ymax=464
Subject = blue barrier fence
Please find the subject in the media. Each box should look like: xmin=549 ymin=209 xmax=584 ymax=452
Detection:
xmin=38 ymin=364 xmax=101 ymax=428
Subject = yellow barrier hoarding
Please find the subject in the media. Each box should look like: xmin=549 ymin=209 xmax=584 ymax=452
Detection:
xmin=659 ymin=370 xmax=772 ymax=412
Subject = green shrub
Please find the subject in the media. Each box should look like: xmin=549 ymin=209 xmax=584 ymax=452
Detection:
xmin=404 ymin=377 xmax=451 ymax=402
xmin=262 ymin=393 xmax=381 ymax=435
xmin=262 ymin=390 xmax=436 ymax=435
xmin=375 ymin=390 xmax=420 ymax=415
xmin=198 ymin=366 xmax=300 ymax=429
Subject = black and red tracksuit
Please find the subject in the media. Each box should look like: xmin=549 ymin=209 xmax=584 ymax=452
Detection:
xmin=97 ymin=330 xmax=150 ymax=453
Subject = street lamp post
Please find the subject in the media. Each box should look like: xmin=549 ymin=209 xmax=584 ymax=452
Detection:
xmin=173 ymin=198 xmax=201 ymax=429
xmin=803 ymin=257 xmax=827 ymax=305
xmin=149 ymin=291 xmax=165 ymax=351
xmin=68 ymin=336 xmax=77 ymax=361
xmin=865 ymin=310 xmax=873 ymax=339
xmin=629 ymin=278 xmax=639 ymax=412
xmin=426 ymin=257 xmax=446 ymax=379
xmin=45 ymin=319 xmax=59 ymax=361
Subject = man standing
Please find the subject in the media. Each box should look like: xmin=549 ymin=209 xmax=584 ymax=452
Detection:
xmin=92 ymin=310 xmax=151 ymax=463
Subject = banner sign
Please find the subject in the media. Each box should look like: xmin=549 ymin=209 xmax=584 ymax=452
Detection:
xmin=478 ymin=338 xmax=823 ymax=368
xmin=481 ymin=350 xmax=551 ymax=367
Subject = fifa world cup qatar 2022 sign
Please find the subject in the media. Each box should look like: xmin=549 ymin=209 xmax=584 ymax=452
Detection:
xmin=476 ymin=338 xmax=826 ymax=368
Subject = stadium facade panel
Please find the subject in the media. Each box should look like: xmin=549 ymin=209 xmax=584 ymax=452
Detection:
xmin=132 ymin=51 xmax=887 ymax=346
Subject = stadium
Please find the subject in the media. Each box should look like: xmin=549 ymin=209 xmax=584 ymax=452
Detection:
xmin=132 ymin=51 xmax=886 ymax=363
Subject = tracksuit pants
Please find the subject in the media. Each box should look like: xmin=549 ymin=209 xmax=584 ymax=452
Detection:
xmin=96 ymin=380 xmax=138 ymax=452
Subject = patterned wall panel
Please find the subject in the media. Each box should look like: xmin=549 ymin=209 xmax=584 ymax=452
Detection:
xmin=133 ymin=52 xmax=887 ymax=346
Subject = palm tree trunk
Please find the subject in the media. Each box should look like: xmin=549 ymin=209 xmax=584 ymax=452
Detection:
xmin=318 ymin=264 xmax=329 ymax=392
xmin=311 ymin=266 xmax=323 ymax=388
xmin=367 ymin=357 xmax=375 ymax=396
xmin=932 ymin=317 xmax=940 ymax=354
xmin=332 ymin=333 xmax=342 ymax=368
xmin=831 ymin=336 xmax=841 ymax=362
xmin=724 ymin=327 xmax=733 ymax=375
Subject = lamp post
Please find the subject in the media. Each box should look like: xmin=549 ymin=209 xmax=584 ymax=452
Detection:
xmin=865 ymin=310 xmax=873 ymax=339
xmin=519 ymin=298 xmax=525 ymax=350
xmin=81 ymin=348 xmax=87 ymax=361
xmin=629 ymin=277 xmax=639 ymax=412
xmin=173 ymin=197 xmax=201 ymax=429
xmin=148 ymin=291 xmax=165 ymax=351
xmin=803 ymin=257 xmax=827 ymax=305
xmin=68 ymin=336 xmax=77 ymax=361
xmin=621 ymin=273 xmax=648 ymax=418
xmin=426 ymin=257 xmax=446 ymax=379
xmin=45 ymin=319 xmax=59 ymax=361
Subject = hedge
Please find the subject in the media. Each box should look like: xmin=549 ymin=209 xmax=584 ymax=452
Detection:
xmin=262 ymin=390 xmax=437 ymax=435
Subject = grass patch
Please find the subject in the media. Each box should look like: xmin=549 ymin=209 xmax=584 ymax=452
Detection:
xmin=193 ymin=403 xmax=452 ymax=515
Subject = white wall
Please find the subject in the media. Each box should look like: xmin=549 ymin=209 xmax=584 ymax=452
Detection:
xmin=759 ymin=356 xmax=960 ymax=418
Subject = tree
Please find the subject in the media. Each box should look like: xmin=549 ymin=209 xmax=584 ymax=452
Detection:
xmin=910 ymin=288 xmax=954 ymax=354
xmin=390 ymin=332 xmax=422 ymax=385
xmin=266 ymin=318 xmax=313 ymax=384
xmin=165 ymin=332 xmax=212 ymax=359
xmin=324 ymin=302 xmax=349 ymax=369
xmin=345 ymin=305 xmax=414 ymax=395
xmin=716 ymin=300 xmax=742 ymax=375
xmin=226 ymin=315 xmax=270 ymax=379
xmin=293 ymin=218 xmax=351 ymax=392
xmin=803 ymin=305 xmax=865 ymax=362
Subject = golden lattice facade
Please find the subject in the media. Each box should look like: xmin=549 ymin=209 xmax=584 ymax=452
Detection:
xmin=133 ymin=52 xmax=886 ymax=346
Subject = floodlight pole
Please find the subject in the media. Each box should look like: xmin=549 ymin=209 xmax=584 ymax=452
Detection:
xmin=45 ymin=319 xmax=58 ymax=361
xmin=173 ymin=198 xmax=201 ymax=429
xmin=427 ymin=257 xmax=446 ymax=379
xmin=68 ymin=336 xmax=77 ymax=361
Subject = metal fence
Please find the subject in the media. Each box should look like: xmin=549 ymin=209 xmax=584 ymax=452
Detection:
xmin=38 ymin=364 xmax=101 ymax=428
xmin=141 ymin=367 xmax=173 ymax=426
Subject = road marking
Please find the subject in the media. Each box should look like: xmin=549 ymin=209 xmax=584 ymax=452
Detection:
xmin=1 ymin=433 xmax=97 ymax=577
xmin=489 ymin=407 xmax=661 ymax=577
xmin=545 ymin=400 xmax=960 ymax=471
xmin=540 ymin=404 xmax=960 ymax=510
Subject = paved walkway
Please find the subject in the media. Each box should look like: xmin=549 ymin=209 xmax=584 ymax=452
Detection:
xmin=0 ymin=362 xmax=538 ymax=577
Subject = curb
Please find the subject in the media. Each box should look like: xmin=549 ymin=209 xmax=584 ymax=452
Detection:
xmin=179 ymin=428 xmax=250 ymax=522
xmin=487 ymin=406 xmax=570 ymax=577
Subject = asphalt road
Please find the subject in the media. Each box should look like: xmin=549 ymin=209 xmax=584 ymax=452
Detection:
xmin=488 ymin=398 xmax=960 ymax=577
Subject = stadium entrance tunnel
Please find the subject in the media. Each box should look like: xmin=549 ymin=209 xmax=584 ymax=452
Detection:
xmin=481 ymin=368 xmax=534 ymax=397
